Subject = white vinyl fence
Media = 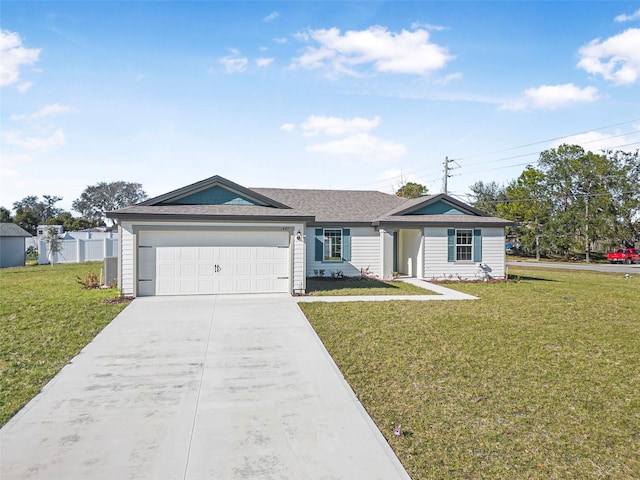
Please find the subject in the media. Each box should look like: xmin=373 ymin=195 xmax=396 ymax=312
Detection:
xmin=39 ymin=237 xmax=118 ymax=264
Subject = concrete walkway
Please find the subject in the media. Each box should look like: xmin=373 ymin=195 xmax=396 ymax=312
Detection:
xmin=1 ymin=295 xmax=410 ymax=480
xmin=296 ymin=277 xmax=479 ymax=303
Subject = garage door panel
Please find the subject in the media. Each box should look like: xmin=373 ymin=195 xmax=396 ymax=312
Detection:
xmin=198 ymin=280 xmax=214 ymax=293
xmin=236 ymin=263 xmax=251 ymax=276
xmin=255 ymin=263 xmax=271 ymax=276
xmin=139 ymin=231 xmax=290 ymax=296
xmin=178 ymin=264 xmax=196 ymax=276
xmin=199 ymin=264 xmax=215 ymax=276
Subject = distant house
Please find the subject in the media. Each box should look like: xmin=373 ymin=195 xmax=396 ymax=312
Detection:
xmin=0 ymin=223 xmax=32 ymax=268
xmin=107 ymin=175 xmax=512 ymax=297
xmin=36 ymin=225 xmax=64 ymax=236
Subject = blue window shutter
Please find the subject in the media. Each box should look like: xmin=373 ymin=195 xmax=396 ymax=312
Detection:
xmin=447 ymin=229 xmax=455 ymax=262
xmin=473 ymin=229 xmax=482 ymax=262
xmin=342 ymin=228 xmax=351 ymax=261
xmin=315 ymin=229 xmax=323 ymax=261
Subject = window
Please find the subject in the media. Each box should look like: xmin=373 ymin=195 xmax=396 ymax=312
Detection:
xmin=323 ymin=229 xmax=342 ymax=261
xmin=456 ymin=229 xmax=473 ymax=261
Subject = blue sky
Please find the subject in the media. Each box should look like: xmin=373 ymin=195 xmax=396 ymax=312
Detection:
xmin=1 ymin=1 xmax=639 ymax=212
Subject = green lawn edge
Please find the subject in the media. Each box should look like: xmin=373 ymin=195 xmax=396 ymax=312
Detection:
xmin=300 ymin=267 xmax=640 ymax=479
xmin=0 ymin=263 xmax=130 ymax=426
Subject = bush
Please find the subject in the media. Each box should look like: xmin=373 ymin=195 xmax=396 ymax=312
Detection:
xmin=77 ymin=271 xmax=100 ymax=289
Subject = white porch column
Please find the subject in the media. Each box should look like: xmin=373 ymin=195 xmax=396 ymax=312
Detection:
xmin=379 ymin=228 xmax=395 ymax=280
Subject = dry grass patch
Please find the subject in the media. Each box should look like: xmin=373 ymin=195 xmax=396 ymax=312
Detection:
xmin=300 ymin=267 xmax=640 ymax=479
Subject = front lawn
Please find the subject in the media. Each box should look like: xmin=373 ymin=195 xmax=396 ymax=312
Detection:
xmin=306 ymin=277 xmax=435 ymax=296
xmin=300 ymin=267 xmax=640 ymax=479
xmin=0 ymin=263 xmax=130 ymax=426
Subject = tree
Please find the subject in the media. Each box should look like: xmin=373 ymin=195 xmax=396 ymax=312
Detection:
xmin=13 ymin=195 xmax=64 ymax=235
xmin=72 ymin=181 xmax=147 ymax=226
xmin=602 ymin=149 xmax=640 ymax=248
xmin=49 ymin=212 xmax=98 ymax=232
xmin=396 ymin=182 xmax=429 ymax=199
xmin=0 ymin=207 xmax=12 ymax=223
xmin=468 ymin=181 xmax=506 ymax=216
xmin=43 ymin=226 xmax=63 ymax=265
xmin=498 ymin=167 xmax=552 ymax=260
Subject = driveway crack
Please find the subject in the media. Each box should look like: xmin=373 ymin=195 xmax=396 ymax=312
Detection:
xmin=183 ymin=297 xmax=217 ymax=480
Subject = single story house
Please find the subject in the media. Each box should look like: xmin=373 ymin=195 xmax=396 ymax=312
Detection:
xmin=107 ymin=175 xmax=512 ymax=297
xmin=0 ymin=223 xmax=32 ymax=268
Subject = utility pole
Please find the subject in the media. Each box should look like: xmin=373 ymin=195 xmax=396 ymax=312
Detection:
xmin=442 ymin=156 xmax=449 ymax=194
xmin=442 ymin=156 xmax=460 ymax=194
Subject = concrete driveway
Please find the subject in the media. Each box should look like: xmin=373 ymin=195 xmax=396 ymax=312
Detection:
xmin=1 ymin=295 xmax=411 ymax=480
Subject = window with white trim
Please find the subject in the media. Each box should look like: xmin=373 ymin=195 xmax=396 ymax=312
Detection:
xmin=456 ymin=229 xmax=473 ymax=261
xmin=323 ymin=229 xmax=342 ymax=261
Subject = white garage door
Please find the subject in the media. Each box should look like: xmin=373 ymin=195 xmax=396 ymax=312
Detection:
xmin=137 ymin=230 xmax=290 ymax=296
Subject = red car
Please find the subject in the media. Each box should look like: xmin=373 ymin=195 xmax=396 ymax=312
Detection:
xmin=607 ymin=248 xmax=640 ymax=264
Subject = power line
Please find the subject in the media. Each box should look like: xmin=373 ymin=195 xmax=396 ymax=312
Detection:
xmin=352 ymin=118 xmax=640 ymax=190
xmin=460 ymin=141 xmax=640 ymax=177
xmin=451 ymin=118 xmax=640 ymax=162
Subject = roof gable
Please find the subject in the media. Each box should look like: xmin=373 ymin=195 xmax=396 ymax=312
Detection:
xmin=0 ymin=223 xmax=32 ymax=237
xmin=411 ymin=200 xmax=468 ymax=215
xmin=159 ymin=185 xmax=259 ymax=206
xmin=385 ymin=194 xmax=486 ymax=217
xmin=139 ymin=175 xmax=290 ymax=209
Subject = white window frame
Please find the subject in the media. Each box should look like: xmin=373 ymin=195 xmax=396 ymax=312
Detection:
xmin=323 ymin=228 xmax=342 ymax=262
xmin=456 ymin=229 xmax=473 ymax=262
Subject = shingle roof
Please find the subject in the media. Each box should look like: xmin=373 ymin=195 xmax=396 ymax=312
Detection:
xmin=110 ymin=204 xmax=314 ymax=221
xmin=251 ymin=188 xmax=406 ymax=223
xmin=0 ymin=223 xmax=32 ymax=237
xmin=107 ymin=176 xmax=512 ymax=226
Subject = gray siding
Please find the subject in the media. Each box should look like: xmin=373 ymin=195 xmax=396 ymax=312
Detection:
xmin=307 ymin=227 xmax=380 ymax=278
xmin=0 ymin=237 xmax=26 ymax=268
xmin=120 ymin=223 xmax=135 ymax=296
xmin=423 ymin=227 xmax=505 ymax=280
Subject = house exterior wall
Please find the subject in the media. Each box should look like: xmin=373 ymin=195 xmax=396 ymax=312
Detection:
xmin=306 ymin=226 xmax=380 ymax=278
xmin=422 ymin=226 xmax=506 ymax=280
xmin=120 ymin=223 xmax=135 ymax=295
xmin=0 ymin=237 xmax=26 ymax=268
xmin=118 ymin=220 xmax=304 ymax=296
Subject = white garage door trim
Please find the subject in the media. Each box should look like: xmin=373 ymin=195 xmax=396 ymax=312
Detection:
xmin=137 ymin=230 xmax=290 ymax=296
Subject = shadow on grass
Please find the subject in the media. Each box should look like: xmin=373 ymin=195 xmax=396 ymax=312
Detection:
xmin=509 ymin=274 xmax=559 ymax=282
xmin=306 ymin=278 xmax=403 ymax=292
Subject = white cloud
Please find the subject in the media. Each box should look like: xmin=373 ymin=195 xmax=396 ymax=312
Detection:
xmin=280 ymin=123 xmax=295 ymax=132
xmin=307 ymin=133 xmax=407 ymax=161
xmin=291 ymin=26 xmax=453 ymax=77
xmin=410 ymin=22 xmax=447 ymax=32
xmin=501 ymin=83 xmax=599 ymax=111
xmin=577 ymin=28 xmax=640 ymax=85
xmin=1 ymin=128 xmax=65 ymax=151
xmin=263 ymin=11 xmax=279 ymax=22
xmin=301 ymin=115 xmax=381 ymax=137
xmin=10 ymin=103 xmax=73 ymax=121
xmin=615 ymin=9 xmax=640 ymax=22
xmin=219 ymin=54 xmax=248 ymax=74
xmin=274 ymin=37 xmax=288 ymax=44
xmin=17 ymin=81 xmax=33 ymax=93
xmin=0 ymin=29 xmax=41 ymax=87
xmin=256 ymin=57 xmax=274 ymax=67
xmin=434 ymin=72 xmax=463 ymax=85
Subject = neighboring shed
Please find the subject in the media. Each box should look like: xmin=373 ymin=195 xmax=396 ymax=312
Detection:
xmin=0 ymin=223 xmax=32 ymax=268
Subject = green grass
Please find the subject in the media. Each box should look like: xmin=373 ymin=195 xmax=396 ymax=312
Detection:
xmin=0 ymin=263 xmax=130 ymax=426
xmin=306 ymin=277 xmax=435 ymax=296
xmin=300 ymin=267 xmax=640 ymax=479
